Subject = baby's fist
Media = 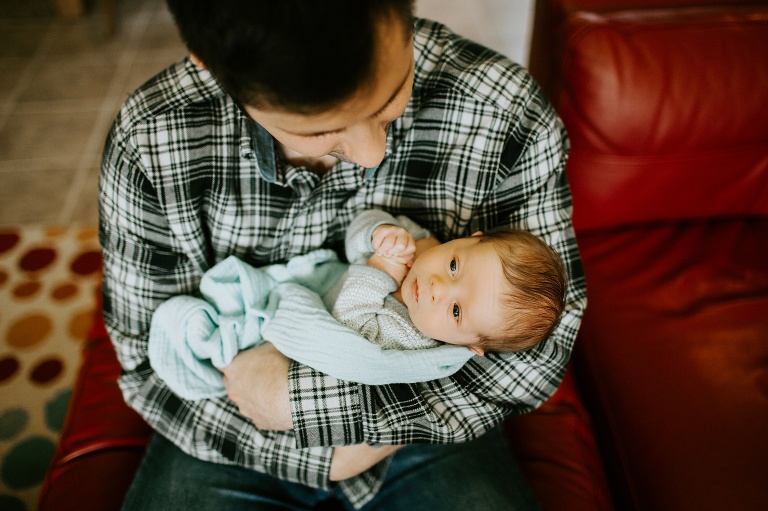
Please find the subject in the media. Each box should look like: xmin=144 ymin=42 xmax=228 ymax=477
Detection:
xmin=371 ymin=224 xmax=415 ymax=265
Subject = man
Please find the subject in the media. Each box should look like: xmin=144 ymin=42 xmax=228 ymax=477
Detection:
xmin=100 ymin=1 xmax=586 ymax=509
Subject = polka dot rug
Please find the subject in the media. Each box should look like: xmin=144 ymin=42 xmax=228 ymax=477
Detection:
xmin=0 ymin=225 xmax=102 ymax=511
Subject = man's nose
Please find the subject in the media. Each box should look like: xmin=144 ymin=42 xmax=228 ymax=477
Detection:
xmin=342 ymin=120 xmax=387 ymax=168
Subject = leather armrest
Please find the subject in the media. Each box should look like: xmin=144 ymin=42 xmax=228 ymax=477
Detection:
xmin=38 ymin=311 xmax=152 ymax=511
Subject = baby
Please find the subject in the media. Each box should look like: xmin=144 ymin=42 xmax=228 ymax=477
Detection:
xmin=148 ymin=209 xmax=568 ymax=399
xmin=330 ymin=209 xmax=568 ymax=356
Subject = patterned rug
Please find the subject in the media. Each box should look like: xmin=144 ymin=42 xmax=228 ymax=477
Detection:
xmin=0 ymin=225 xmax=102 ymax=511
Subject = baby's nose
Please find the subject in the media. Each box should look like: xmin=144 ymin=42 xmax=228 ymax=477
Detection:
xmin=430 ymin=276 xmax=446 ymax=302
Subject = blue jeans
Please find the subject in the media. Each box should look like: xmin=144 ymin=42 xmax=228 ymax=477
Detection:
xmin=122 ymin=427 xmax=540 ymax=511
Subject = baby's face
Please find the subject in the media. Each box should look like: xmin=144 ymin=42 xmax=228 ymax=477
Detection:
xmin=400 ymin=236 xmax=505 ymax=351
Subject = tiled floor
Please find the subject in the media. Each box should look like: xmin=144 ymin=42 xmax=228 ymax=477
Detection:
xmin=0 ymin=0 xmax=533 ymax=228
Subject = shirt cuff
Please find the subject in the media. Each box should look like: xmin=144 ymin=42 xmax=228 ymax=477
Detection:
xmin=288 ymin=360 xmax=365 ymax=448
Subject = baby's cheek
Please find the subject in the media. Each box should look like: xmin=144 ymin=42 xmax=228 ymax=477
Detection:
xmin=410 ymin=310 xmax=435 ymax=339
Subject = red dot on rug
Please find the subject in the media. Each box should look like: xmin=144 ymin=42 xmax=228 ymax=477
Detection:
xmin=30 ymin=358 xmax=64 ymax=384
xmin=0 ymin=232 xmax=20 ymax=255
xmin=19 ymin=247 xmax=57 ymax=272
xmin=6 ymin=314 xmax=53 ymax=348
xmin=0 ymin=356 xmax=21 ymax=382
xmin=51 ymin=283 xmax=78 ymax=301
xmin=70 ymin=251 xmax=102 ymax=275
xmin=12 ymin=281 xmax=41 ymax=298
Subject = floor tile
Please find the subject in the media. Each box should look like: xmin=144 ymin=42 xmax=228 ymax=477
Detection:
xmin=19 ymin=59 xmax=118 ymax=102
xmin=0 ymin=166 xmax=78 ymax=225
xmin=0 ymin=62 xmax=25 ymax=104
xmin=44 ymin=19 xmax=125 ymax=63
xmin=0 ymin=109 xmax=100 ymax=160
xmin=0 ymin=0 xmax=54 ymax=20
xmin=0 ymin=20 xmax=52 ymax=59
xmin=137 ymin=18 xmax=185 ymax=51
xmin=70 ymin=164 xmax=100 ymax=224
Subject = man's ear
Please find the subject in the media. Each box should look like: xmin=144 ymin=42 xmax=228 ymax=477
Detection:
xmin=470 ymin=231 xmax=483 ymax=237
xmin=190 ymin=53 xmax=206 ymax=69
xmin=468 ymin=345 xmax=485 ymax=357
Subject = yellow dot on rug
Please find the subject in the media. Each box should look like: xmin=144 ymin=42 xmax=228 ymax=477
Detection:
xmin=6 ymin=314 xmax=53 ymax=348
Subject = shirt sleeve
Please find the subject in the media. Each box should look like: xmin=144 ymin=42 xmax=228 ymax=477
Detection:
xmin=99 ymin=122 xmax=335 ymax=488
xmin=289 ymin=90 xmax=587 ymax=448
xmin=345 ymin=209 xmax=434 ymax=264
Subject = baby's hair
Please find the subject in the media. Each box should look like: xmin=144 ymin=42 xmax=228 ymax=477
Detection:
xmin=473 ymin=229 xmax=567 ymax=353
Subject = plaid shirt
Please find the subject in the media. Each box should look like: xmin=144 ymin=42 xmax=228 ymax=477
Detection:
xmin=99 ymin=18 xmax=586 ymax=507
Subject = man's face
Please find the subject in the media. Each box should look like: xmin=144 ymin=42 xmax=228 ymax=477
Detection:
xmin=244 ymin=14 xmax=415 ymax=169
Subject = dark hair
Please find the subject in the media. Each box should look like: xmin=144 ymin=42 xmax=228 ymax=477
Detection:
xmin=474 ymin=229 xmax=568 ymax=353
xmin=166 ymin=0 xmax=414 ymax=112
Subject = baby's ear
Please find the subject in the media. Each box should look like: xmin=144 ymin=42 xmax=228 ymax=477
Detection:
xmin=468 ymin=345 xmax=485 ymax=357
xmin=470 ymin=231 xmax=483 ymax=237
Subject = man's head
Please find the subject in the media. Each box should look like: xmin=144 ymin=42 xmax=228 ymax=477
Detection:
xmin=166 ymin=0 xmax=415 ymax=168
xmin=399 ymin=229 xmax=567 ymax=355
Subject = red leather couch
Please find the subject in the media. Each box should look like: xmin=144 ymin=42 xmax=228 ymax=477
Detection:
xmin=39 ymin=2 xmax=768 ymax=510
xmin=506 ymin=1 xmax=768 ymax=510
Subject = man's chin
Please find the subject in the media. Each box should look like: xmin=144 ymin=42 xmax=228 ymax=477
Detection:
xmin=328 ymin=151 xmax=353 ymax=164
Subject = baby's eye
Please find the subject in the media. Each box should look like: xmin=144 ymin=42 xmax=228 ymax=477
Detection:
xmin=449 ymin=258 xmax=457 ymax=274
xmin=452 ymin=303 xmax=460 ymax=322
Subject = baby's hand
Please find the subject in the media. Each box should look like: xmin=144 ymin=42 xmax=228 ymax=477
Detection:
xmin=371 ymin=224 xmax=416 ymax=266
xmin=368 ymin=254 xmax=409 ymax=286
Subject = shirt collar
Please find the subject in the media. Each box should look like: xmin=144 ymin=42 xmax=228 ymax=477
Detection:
xmin=239 ymin=111 xmax=277 ymax=183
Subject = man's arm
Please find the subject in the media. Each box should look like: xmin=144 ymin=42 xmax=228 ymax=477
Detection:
xmin=100 ymin=122 xmax=336 ymax=487
xmin=225 ymin=121 xmax=585 ymax=448
xmin=284 ymin=95 xmax=586 ymax=448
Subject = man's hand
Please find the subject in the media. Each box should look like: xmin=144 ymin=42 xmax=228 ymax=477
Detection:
xmin=222 ymin=342 xmax=293 ymax=431
xmin=330 ymin=443 xmax=403 ymax=481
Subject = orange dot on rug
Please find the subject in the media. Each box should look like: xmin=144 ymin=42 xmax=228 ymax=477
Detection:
xmin=6 ymin=314 xmax=53 ymax=348
xmin=51 ymin=283 xmax=78 ymax=301
xmin=68 ymin=310 xmax=94 ymax=341
xmin=12 ymin=281 xmax=41 ymax=299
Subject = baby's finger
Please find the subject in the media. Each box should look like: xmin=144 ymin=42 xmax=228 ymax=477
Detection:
xmin=378 ymin=237 xmax=398 ymax=255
